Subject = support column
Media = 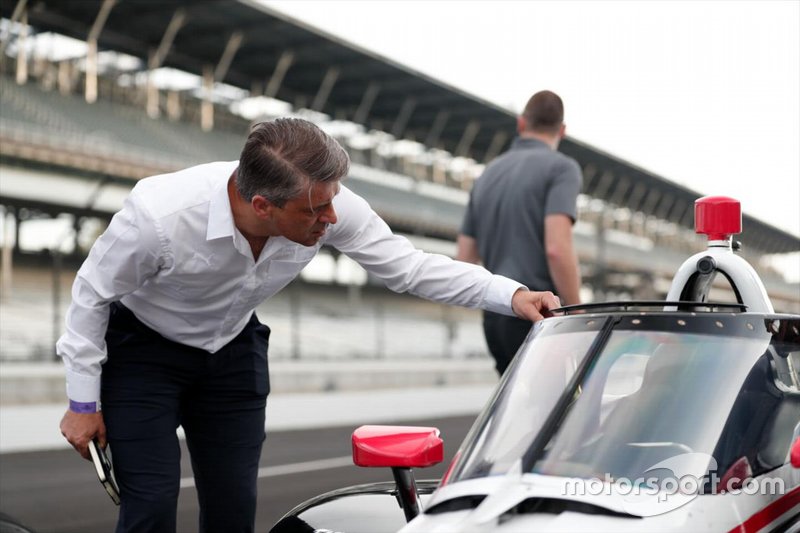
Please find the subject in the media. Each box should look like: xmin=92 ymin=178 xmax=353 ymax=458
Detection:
xmin=608 ymin=176 xmax=631 ymax=207
xmin=627 ymin=182 xmax=648 ymax=212
xmin=667 ymin=199 xmax=688 ymax=225
xmin=424 ymin=110 xmax=449 ymax=149
xmin=311 ymin=66 xmax=340 ymax=113
xmin=15 ymin=10 xmax=28 ymax=85
xmin=166 ymin=89 xmax=181 ymax=121
xmin=640 ymin=189 xmax=661 ymax=215
xmin=455 ymin=120 xmax=480 ymax=158
xmin=71 ymin=215 xmax=82 ymax=259
xmin=655 ymin=193 xmax=676 ymax=220
xmin=85 ymin=40 xmax=98 ymax=102
xmin=198 ymin=30 xmax=243 ymax=131
xmin=146 ymin=50 xmax=160 ymax=118
xmin=391 ymin=97 xmax=416 ymax=138
xmin=593 ymin=171 xmax=616 ymax=200
xmin=0 ymin=208 xmax=14 ymax=301
xmin=85 ymin=0 xmax=116 ymax=103
xmin=52 ymin=247 xmax=62 ymax=360
xmin=201 ymin=64 xmax=214 ymax=131
xmin=213 ymin=31 xmax=244 ymax=83
xmin=265 ymin=50 xmax=294 ymax=99
xmin=483 ymin=131 xmax=508 ymax=163
xmin=0 ymin=0 xmax=28 ymax=70
xmin=679 ymin=203 xmax=694 ymax=228
xmin=57 ymin=60 xmax=71 ymax=95
xmin=593 ymin=211 xmax=608 ymax=301
xmin=146 ymin=7 xmax=186 ymax=118
xmin=353 ymin=81 xmax=380 ymax=125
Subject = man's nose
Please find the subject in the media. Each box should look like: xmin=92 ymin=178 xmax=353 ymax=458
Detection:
xmin=319 ymin=204 xmax=337 ymax=225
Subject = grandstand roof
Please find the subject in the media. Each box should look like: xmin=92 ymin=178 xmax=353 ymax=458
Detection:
xmin=1 ymin=0 xmax=798 ymax=254
xmin=4 ymin=0 xmax=517 ymax=157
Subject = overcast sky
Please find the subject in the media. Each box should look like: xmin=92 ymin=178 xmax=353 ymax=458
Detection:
xmin=263 ymin=1 xmax=800 ymax=246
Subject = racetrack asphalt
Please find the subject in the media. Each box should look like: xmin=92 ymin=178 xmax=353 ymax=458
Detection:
xmin=0 ymin=386 xmax=493 ymax=532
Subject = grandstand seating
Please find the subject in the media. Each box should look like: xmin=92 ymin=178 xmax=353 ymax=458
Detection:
xmin=1 ymin=64 xmax=798 ymax=363
xmin=0 ymin=75 xmax=243 ymax=169
xmin=0 ymin=263 xmax=486 ymax=363
xmin=1 ymin=67 xmax=482 ymax=190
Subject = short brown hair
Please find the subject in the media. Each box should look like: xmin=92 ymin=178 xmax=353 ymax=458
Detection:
xmin=522 ymin=90 xmax=564 ymax=135
xmin=237 ymin=118 xmax=350 ymax=206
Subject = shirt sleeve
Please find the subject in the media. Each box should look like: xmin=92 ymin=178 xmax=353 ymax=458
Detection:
xmin=56 ymin=189 xmax=167 ymax=408
xmin=326 ymin=186 xmax=526 ymax=315
xmin=545 ymin=157 xmax=583 ymax=222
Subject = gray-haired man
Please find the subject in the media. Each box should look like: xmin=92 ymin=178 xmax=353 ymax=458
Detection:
xmin=58 ymin=118 xmax=560 ymax=533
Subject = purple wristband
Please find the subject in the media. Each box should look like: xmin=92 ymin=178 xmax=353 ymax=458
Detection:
xmin=69 ymin=400 xmax=98 ymax=414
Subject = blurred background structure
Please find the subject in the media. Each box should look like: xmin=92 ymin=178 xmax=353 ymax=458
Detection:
xmin=0 ymin=0 xmax=798 ymax=370
xmin=0 ymin=3 xmax=798 ymax=531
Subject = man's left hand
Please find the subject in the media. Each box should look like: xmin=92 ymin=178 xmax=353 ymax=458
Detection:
xmin=511 ymin=289 xmax=561 ymax=322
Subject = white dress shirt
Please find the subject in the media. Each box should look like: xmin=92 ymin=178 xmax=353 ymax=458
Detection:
xmin=57 ymin=161 xmax=526 ymax=406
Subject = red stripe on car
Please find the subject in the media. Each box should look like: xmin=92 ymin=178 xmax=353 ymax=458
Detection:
xmin=726 ymin=485 xmax=800 ymax=533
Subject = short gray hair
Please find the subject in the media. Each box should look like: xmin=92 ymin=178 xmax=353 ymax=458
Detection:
xmin=237 ymin=118 xmax=350 ymax=206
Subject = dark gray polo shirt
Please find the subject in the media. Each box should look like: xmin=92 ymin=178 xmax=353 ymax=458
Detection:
xmin=461 ymin=137 xmax=582 ymax=292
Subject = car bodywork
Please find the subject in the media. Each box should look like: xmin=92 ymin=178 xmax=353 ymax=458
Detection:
xmin=270 ymin=197 xmax=800 ymax=532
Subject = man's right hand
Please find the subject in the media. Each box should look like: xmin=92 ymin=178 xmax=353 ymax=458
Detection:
xmin=60 ymin=409 xmax=106 ymax=460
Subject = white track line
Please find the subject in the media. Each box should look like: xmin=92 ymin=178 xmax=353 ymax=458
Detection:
xmin=179 ymin=455 xmax=354 ymax=488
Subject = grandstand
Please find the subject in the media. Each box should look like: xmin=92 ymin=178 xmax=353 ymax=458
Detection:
xmin=1 ymin=0 xmax=798 ymax=363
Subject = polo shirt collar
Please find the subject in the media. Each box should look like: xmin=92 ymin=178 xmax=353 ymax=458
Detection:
xmin=511 ymin=137 xmax=549 ymax=150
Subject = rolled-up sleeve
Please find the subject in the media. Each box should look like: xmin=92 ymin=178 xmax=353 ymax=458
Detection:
xmin=326 ymin=187 xmax=526 ymax=315
xmin=56 ymin=189 xmax=166 ymax=406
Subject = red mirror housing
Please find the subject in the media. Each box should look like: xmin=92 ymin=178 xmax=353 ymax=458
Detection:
xmin=352 ymin=425 xmax=443 ymax=468
xmin=791 ymin=437 xmax=800 ymax=468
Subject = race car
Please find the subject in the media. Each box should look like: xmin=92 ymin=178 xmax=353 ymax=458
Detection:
xmin=270 ymin=196 xmax=800 ymax=533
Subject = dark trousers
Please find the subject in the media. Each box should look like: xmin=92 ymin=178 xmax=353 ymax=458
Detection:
xmin=482 ymin=311 xmax=533 ymax=375
xmin=102 ymin=302 xmax=270 ymax=533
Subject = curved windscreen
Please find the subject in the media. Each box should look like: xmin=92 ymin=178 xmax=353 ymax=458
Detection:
xmin=449 ymin=319 xmax=603 ymax=481
xmin=449 ymin=314 xmax=800 ymax=490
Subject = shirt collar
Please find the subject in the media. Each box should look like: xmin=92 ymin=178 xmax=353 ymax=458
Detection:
xmin=511 ymin=137 xmax=549 ymax=150
xmin=206 ymin=168 xmax=237 ymax=241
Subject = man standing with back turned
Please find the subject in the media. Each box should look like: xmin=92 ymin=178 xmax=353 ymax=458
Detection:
xmin=58 ymin=118 xmax=559 ymax=533
xmin=457 ymin=90 xmax=582 ymax=375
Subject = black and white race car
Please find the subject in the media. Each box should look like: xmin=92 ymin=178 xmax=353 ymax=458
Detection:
xmin=271 ymin=196 xmax=799 ymax=533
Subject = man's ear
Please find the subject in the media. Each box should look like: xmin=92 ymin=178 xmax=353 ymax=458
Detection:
xmin=516 ymin=116 xmax=527 ymax=134
xmin=559 ymin=123 xmax=566 ymax=139
xmin=251 ymin=195 xmax=274 ymax=219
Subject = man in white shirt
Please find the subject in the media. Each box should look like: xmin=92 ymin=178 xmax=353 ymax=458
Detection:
xmin=58 ymin=118 xmax=559 ymax=533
